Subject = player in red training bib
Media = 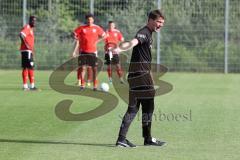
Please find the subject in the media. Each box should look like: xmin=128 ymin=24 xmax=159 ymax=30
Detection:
xmin=104 ymin=21 xmax=124 ymax=84
xmin=72 ymin=13 xmax=106 ymax=90
xmin=19 ymin=15 xmax=38 ymax=91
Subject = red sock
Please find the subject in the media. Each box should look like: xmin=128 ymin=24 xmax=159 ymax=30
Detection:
xmin=81 ymin=79 xmax=85 ymax=87
xmin=107 ymin=66 xmax=112 ymax=78
xmin=93 ymin=79 xmax=98 ymax=88
xmin=77 ymin=68 xmax=81 ymax=81
xmin=117 ymin=68 xmax=123 ymax=78
xmin=28 ymin=69 xmax=35 ymax=84
xmin=87 ymin=67 xmax=93 ymax=82
xmin=80 ymin=67 xmax=85 ymax=87
xmin=22 ymin=69 xmax=28 ymax=85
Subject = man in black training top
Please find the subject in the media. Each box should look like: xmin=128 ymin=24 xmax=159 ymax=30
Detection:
xmin=115 ymin=9 xmax=165 ymax=147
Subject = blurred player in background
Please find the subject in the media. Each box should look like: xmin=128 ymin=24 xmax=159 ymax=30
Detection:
xmin=115 ymin=10 xmax=166 ymax=147
xmin=71 ymin=22 xmax=93 ymax=87
xmin=19 ymin=15 xmax=38 ymax=91
xmin=72 ymin=13 xmax=106 ymax=90
xmin=104 ymin=21 xmax=124 ymax=84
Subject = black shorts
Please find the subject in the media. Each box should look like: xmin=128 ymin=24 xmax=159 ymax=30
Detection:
xmin=104 ymin=53 xmax=120 ymax=65
xmin=21 ymin=51 xmax=34 ymax=69
xmin=78 ymin=52 xmax=98 ymax=67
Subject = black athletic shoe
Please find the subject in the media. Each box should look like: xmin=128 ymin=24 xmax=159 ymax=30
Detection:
xmin=30 ymin=87 xmax=39 ymax=91
xmin=116 ymin=139 xmax=137 ymax=148
xmin=144 ymin=137 xmax=166 ymax=146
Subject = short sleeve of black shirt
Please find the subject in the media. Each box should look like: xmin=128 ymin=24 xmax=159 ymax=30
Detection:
xmin=128 ymin=26 xmax=153 ymax=75
xmin=135 ymin=28 xmax=149 ymax=44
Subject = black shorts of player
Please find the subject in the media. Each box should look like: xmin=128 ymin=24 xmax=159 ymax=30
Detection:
xmin=104 ymin=53 xmax=120 ymax=65
xmin=78 ymin=52 xmax=98 ymax=67
xmin=21 ymin=51 xmax=34 ymax=69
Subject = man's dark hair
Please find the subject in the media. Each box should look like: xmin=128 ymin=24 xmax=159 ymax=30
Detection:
xmin=85 ymin=13 xmax=94 ymax=19
xmin=108 ymin=21 xmax=114 ymax=24
xmin=29 ymin=15 xmax=36 ymax=21
xmin=148 ymin=9 xmax=164 ymax=20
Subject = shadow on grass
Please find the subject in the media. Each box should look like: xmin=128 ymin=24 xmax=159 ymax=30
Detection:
xmin=0 ymin=138 xmax=115 ymax=147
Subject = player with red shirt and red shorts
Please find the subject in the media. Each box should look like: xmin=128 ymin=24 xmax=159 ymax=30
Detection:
xmin=73 ymin=14 xmax=106 ymax=90
xmin=19 ymin=16 xmax=38 ymax=91
xmin=104 ymin=21 xmax=124 ymax=84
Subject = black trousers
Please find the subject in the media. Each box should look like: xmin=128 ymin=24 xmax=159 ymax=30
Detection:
xmin=118 ymin=73 xmax=155 ymax=140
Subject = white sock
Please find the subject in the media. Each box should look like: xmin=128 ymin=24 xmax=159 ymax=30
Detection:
xmin=30 ymin=83 xmax=35 ymax=88
xmin=23 ymin=84 xmax=28 ymax=89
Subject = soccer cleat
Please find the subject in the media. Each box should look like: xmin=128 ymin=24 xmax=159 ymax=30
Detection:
xmin=144 ymin=137 xmax=166 ymax=146
xmin=116 ymin=139 xmax=137 ymax=148
xmin=93 ymin=87 xmax=98 ymax=91
xmin=80 ymin=86 xmax=85 ymax=91
xmin=30 ymin=87 xmax=39 ymax=91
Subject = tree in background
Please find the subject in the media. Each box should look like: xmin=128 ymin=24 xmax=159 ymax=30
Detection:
xmin=33 ymin=0 xmax=78 ymax=43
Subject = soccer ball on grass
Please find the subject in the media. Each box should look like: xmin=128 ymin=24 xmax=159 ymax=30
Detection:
xmin=100 ymin=82 xmax=110 ymax=92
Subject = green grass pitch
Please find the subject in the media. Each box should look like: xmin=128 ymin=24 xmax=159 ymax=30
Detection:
xmin=0 ymin=70 xmax=239 ymax=160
